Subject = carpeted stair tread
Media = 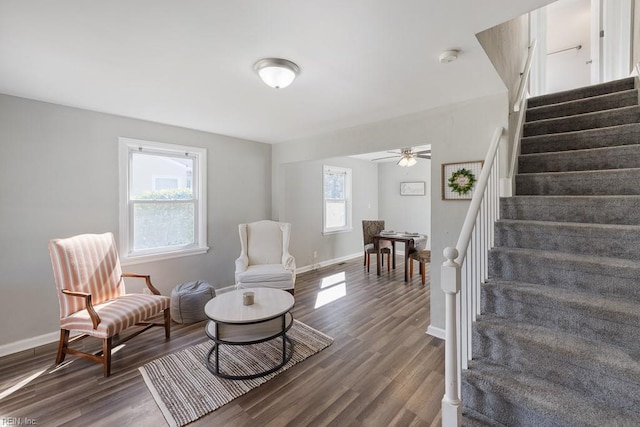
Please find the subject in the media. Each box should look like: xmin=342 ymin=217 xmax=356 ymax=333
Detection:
xmin=466 ymin=77 xmax=640 ymax=426
xmin=481 ymin=280 xmax=640 ymax=352
xmin=462 ymin=407 xmax=507 ymax=427
xmin=526 ymin=89 xmax=638 ymax=122
xmin=515 ymin=168 xmax=640 ymax=196
xmin=500 ymin=195 xmax=640 ymax=225
xmin=527 ymin=77 xmax=636 ymax=108
xmin=520 ymin=123 xmax=640 ymax=154
xmin=462 ymin=360 xmax=640 ymax=427
xmin=494 ymin=219 xmax=640 ymax=260
xmin=488 ymin=247 xmax=640 ymax=302
xmin=473 ymin=315 xmax=640 ymax=411
xmin=523 ymin=105 xmax=640 ymax=137
xmin=518 ymin=143 xmax=640 ymax=173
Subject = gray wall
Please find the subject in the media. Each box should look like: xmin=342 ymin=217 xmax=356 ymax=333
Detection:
xmin=281 ymin=155 xmax=431 ymax=268
xmin=273 ymin=93 xmax=508 ymax=331
xmin=378 ymin=159 xmax=431 ymax=248
xmin=0 ymin=94 xmax=271 ymax=348
xmin=281 ymin=157 xmax=379 ymax=267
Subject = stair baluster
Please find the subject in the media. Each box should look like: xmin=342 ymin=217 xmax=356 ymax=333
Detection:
xmin=441 ymin=126 xmax=504 ymax=427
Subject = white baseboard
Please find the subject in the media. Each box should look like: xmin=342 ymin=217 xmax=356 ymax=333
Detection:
xmin=296 ymin=252 xmax=362 ymax=274
xmin=0 ymin=253 xmax=396 ymax=358
xmin=426 ymin=324 xmax=445 ymax=340
xmin=0 ymin=331 xmax=61 ymax=357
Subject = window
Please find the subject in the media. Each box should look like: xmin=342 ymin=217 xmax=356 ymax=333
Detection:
xmin=323 ymin=165 xmax=352 ymax=234
xmin=119 ymin=137 xmax=208 ymax=264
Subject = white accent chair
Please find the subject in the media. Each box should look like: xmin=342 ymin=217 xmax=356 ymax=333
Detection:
xmin=235 ymin=220 xmax=296 ymax=294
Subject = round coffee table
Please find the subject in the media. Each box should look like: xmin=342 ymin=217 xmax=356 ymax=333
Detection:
xmin=204 ymin=288 xmax=295 ymax=380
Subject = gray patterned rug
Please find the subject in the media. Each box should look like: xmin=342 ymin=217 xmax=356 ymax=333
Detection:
xmin=139 ymin=320 xmax=333 ymax=427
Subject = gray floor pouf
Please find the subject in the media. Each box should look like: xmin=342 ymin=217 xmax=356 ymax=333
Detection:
xmin=170 ymin=280 xmax=216 ymax=324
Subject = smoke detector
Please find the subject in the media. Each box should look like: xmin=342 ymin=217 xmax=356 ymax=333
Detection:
xmin=439 ymin=50 xmax=460 ymax=64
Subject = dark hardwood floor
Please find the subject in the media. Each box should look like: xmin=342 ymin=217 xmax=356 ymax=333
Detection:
xmin=0 ymin=257 xmax=443 ymax=426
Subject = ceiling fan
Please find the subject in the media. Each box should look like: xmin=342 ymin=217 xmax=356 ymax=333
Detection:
xmin=372 ymin=147 xmax=431 ymax=167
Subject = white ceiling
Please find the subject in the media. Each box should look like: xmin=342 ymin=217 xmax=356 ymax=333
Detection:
xmin=0 ymin=0 xmax=553 ymax=144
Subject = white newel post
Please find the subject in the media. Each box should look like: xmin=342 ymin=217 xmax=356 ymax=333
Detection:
xmin=441 ymin=246 xmax=461 ymax=427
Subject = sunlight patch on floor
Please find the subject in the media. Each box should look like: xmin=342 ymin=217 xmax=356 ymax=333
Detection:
xmin=320 ymin=272 xmax=346 ymax=289
xmin=315 ymin=271 xmax=347 ymax=308
xmin=0 ymin=368 xmax=47 ymax=402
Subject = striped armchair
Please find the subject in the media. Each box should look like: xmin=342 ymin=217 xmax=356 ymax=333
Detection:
xmin=48 ymin=232 xmax=171 ymax=377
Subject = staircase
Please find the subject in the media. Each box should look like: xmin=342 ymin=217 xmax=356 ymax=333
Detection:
xmin=462 ymin=77 xmax=640 ymax=426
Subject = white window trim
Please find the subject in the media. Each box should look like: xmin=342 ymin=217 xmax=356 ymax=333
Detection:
xmin=322 ymin=165 xmax=353 ymax=235
xmin=118 ymin=137 xmax=208 ymax=265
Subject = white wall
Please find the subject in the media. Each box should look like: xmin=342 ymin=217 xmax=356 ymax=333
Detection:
xmin=281 ymin=157 xmax=378 ymax=268
xmin=546 ymin=0 xmax=591 ymax=93
xmin=378 ymin=160 xmax=431 ymax=248
xmin=272 ymin=93 xmax=508 ymax=331
xmin=0 ymin=94 xmax=271 ymax=349
xmin=635 ymin=0 xmax=640 ymax=72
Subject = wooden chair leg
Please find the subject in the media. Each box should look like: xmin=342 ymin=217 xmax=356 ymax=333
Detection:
xmin=164 ymin=308 xmax=171 ymax=339
xmin=410 ymin=259 xmax=414 ymax=277
xmin=421 ymin=262 xmax=426 ymax=285
xmin=367 ymin=253 xmax=370 ymax=272
xmin=103 ymin=337 xmax=112 ymax=377
xmin=56 ymin=329 xmax=69 ymax=364
xmin=387 ymin=253 xmax=390 ymax=272
xmin=364 ymin=251 xmax=367 ymax=266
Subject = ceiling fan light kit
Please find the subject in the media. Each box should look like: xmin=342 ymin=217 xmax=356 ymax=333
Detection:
xmin=370 ymin=147 xmax=431 ymax=165
xmin=254 ymin=58 xmax=300 ymax=89
xmin=397 ymin=155 xmax=417 ymax=167
xmin=397 ymin=148 xmax=419 ymax=167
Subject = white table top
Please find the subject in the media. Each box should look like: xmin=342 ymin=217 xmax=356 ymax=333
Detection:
xmin=377 ymin=233 xmax=428 ymax=250
xmin=204 ymin=288 xmax=294 ymax=324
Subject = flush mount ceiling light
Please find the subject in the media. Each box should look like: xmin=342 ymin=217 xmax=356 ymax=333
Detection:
xmin=439 ymin=49 xmax=460 ymax=64
xmin=397 ymin=149 xmax=418 ymax=167
xmin=254 ymin=58 xmax=300 ymax=89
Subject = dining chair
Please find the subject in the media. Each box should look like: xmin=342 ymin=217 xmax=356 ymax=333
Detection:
xmin=362 ymin=220 xmax=391 ymax=272
xmin=408 ymin=236 xmax=430 ymax=285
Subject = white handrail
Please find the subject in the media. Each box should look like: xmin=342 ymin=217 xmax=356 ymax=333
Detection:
xmin=441 ymin=40 xmax=537 ymax=427
xmin=513 ymin=40 xmax=537 ymax=112
xmin=454 ymin=127 xmax=504 ymax=264
xmin=505 ymin=40 xmax=538 ymax=196
xmin=503 ymin=94 xmax=530 ymax=198
xmin=441 ymin=127 xmax=503 ymax=426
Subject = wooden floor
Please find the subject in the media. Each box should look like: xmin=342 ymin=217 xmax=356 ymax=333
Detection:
xmin=0 ymin=257 xmax=443 ymax=426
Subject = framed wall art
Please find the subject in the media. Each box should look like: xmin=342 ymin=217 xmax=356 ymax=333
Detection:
xmin=442 ymin=161 xmax=483 ymax=200
xmin=400 ymin=181 xmax=426 ymax=196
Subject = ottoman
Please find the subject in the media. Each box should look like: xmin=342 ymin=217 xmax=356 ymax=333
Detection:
xmin=170 ymin=280 xmax=216 ymax=324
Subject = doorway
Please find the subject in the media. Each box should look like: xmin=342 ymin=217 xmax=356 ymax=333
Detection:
xmin=530 ymin=0 xmax=634 ymax=96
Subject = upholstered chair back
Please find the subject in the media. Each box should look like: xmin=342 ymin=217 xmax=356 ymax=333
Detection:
xmin=362 ymin=220 xmax=386 ymax=246
xmin=49 ymin=232 xmax=125 ymax=318
xmin=240 ymin=220 xmax=289 ymax=266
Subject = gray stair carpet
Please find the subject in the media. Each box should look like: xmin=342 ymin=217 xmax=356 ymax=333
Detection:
xmin=520 ymin=123 xmax=640 ymax=154
xmin=462 ymin=76 xmax=640 ymax=426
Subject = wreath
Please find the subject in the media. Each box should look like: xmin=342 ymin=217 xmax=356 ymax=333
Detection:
xmin=448 ymin=168 xmax=476 ymax=195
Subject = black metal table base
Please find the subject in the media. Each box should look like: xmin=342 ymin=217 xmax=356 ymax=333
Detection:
xmin=205 ymin=335 xmax=294 ymax=380
xmin=205 ymin=312 xmax=295 ymax=380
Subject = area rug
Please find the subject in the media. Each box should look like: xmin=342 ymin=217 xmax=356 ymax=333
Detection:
xmin=139 ymin=320 xmax=333 ymax=427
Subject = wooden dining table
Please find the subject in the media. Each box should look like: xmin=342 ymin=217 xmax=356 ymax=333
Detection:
xmin=373 ymin=233 xmax=423 ymax=282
